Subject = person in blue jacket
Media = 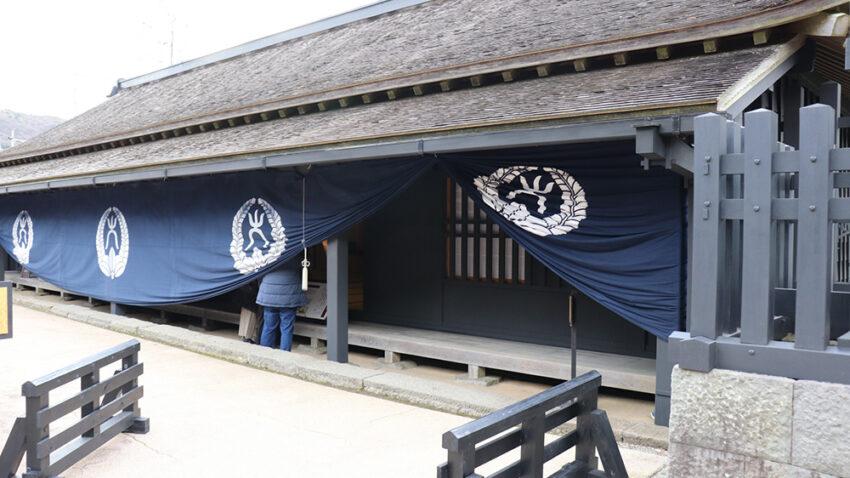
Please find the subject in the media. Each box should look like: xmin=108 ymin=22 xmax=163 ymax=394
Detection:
xmin=256 ymin=259 xmax=307 ymax=351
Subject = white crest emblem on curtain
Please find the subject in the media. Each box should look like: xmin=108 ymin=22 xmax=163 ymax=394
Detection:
xmin=12 ymin=210 xmax=33 ymax=265
xmin=474 ymin=166 xmax=588 ymax=237
xmin=96 ymin=207 xmax=130 ymax=279
xmin=230 ymin=198 xmax=287 ymax=274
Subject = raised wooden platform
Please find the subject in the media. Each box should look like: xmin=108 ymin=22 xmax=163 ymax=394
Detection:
xmin=154 ymin=303 xmax=240 ymax=325
xmin=6 ymin=271 xmax=655 ymax=394
xmin=6 ymin=271 xmax=81 ymax=301
xmin=293 ymin=321 xmax=655 ymax=394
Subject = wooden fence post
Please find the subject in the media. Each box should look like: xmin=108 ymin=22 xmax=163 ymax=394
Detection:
xmin=81 ymin=369 xmax=100 ymax=438
xmin=519 ymin=415 xmax=545 ymax=478
xmin=574 ymin=391 xmax=599 ymax=472
xmin=741 ymin=109 xmax=779 ymax=345
xmin=690 ymin=113 xmax=728 ymax=339
xmin=22 ymin=394 xmax=49 ymax=477
xmin=723 ymin=121 xmax=744 ymax=333
xmin=446 ymin=446 xmax=476 ymax=478
xmin=795 ymin=104 xmax=835 ymax=351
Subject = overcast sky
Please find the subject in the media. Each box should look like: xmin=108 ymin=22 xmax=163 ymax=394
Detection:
xmin=0 ymin=0 xmax=374 ymax=120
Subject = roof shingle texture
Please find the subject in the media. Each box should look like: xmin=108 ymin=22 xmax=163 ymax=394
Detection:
xmin=0 ymin=45 xmax=780 ymax=186
xmin=2 ymin=0 xmax=799 ymax=159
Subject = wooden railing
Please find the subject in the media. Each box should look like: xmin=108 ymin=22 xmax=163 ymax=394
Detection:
xmin=437 ymin=371 xmax=627 ymax=478
xmin=0 ymin=340 xmax=148 ymax=478
xmin=671 ymin=104 xmax=850 ymax=384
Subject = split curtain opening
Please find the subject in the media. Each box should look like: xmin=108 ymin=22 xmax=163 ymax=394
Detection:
xmin=0 ymin=141 xmax=683 ymax=339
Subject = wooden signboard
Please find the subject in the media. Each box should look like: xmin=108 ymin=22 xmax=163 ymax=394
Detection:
xmin=0 ymin=281 xmax=12 ymax=339
xmin=298 ymin=282 xmax=327 ymax=321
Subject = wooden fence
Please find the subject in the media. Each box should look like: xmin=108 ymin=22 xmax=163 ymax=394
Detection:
xmin=437 ymin=370 xmax=626 ymax=478
xmin=671 ymin=104 xmax=850 ymax=383
xmin=0 ymin=340 xmax=148 ymax=478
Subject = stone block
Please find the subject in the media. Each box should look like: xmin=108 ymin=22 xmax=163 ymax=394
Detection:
xmin=792 ymin=379 xmax=850 ymax=477
xmin=295 ymin=343 xmax=327 ymax=356
xmin=375 ymin=356 xmax=418 ymax=370
xmin=363 ymin=372 xmax=512 ymax=417
xmin=103 ymin=316 xmax=157 ymax=336
xmin=454 ymin=373 xmax=500 ymax=386
xmin=669 ymin=442 xmax=837 ymax=478
xmin=669 ymin=442 xmax=755 ymax=477
xmin=290 ymin=357 xmax=380 ymax=391
xmin=669 ymin=366 xmax=793 ymax=463
xmin=620 ymin=420 xmax=669 ymax=450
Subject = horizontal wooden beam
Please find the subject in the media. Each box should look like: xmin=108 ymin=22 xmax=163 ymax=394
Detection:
xmin=792 ymin=12 xmax=849 ymax=37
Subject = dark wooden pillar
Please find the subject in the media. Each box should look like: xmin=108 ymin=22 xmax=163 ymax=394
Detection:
xmin=327 ymin=236 xmax=349 ymax=363
xmin=782 ymin=76 xmax=802 ymax=148
xmin=0 ymin=248 xmax=7 ymax=281
xmin=819 ymin=80 xmax=841 ymax=144
xmin=654 ymin=338 xmax=672 ymax=426
xmin=110 ymin=302 xmax=128 ymax=316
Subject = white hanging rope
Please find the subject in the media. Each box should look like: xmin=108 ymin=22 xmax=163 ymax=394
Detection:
xmin=301 ymin=174 xmax=310 ymax=291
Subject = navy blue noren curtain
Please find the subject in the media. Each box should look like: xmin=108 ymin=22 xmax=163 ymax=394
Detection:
xmin=0 ymin=158 xmax=431 ymax=305
xmin=0 ymin=142 xmax=683 ymax=339
xmin=438 ymin=142 xmax=684 ymax=339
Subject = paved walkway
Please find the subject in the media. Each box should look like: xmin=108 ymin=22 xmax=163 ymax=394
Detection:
xmin=0 ymin=306 xmax=666 ymax=477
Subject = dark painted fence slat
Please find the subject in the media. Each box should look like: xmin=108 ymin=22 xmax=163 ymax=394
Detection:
xmin=690 ymin=113 xmax=727 ymax=338
xmin=795 ymin=104 xmax=835 ymax=351
xmin=740 ymin=109 xmax=778 ymax=346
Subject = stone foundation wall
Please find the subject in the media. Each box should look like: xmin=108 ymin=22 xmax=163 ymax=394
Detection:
xmin=668 ymin=366 xmax=850 ymax=478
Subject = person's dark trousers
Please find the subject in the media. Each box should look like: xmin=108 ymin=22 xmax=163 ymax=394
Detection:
xmin=260 ymin=307 xmax=297 ymax=351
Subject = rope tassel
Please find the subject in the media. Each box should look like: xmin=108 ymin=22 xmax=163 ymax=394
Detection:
xmin=301 ymin=250 xmax=310 ymax=292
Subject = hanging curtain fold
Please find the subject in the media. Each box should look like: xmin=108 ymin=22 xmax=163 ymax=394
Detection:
xmin=437 ymin=142 xmax=684 ymax=339
xmin=0 ymin=157 xmax=431 ymax=305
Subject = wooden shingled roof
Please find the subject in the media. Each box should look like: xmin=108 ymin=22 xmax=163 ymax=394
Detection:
xmin=0 ymin=0 xmax=844 ymax=177
xmin=0 ymin=43 xmax=796 ymax=185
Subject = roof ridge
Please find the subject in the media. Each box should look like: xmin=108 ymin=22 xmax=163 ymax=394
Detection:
xmin=114 ymin=0 xmax=431 ymax=92
xmin=114 ymin=0 xmax=833 ymax=95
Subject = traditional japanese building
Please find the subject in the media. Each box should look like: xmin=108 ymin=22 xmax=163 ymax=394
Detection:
xmin=0 ymin=0 xmax=848 ymax=425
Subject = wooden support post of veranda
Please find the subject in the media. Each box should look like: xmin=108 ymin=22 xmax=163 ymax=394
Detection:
xmin=327 ymin=236 xmax=349 ymax=363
